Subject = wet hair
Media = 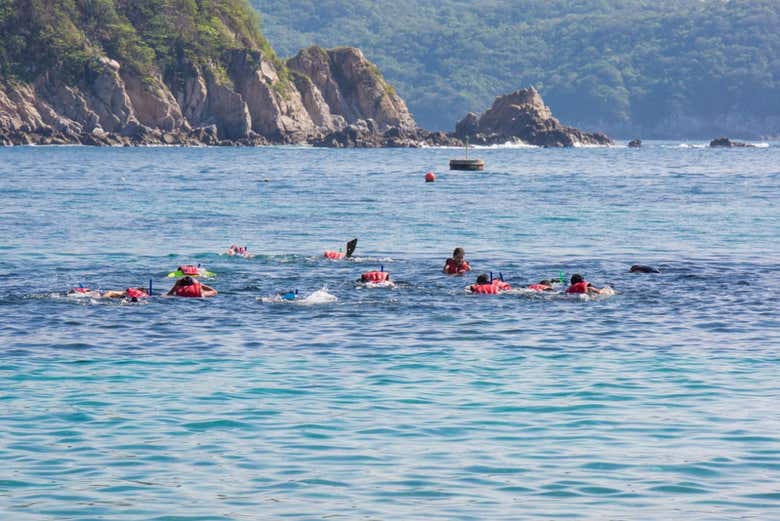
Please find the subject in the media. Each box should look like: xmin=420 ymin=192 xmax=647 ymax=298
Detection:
xmin=570 ymin=273 xmax=584 ymax=284
xmin=180 ymin=276 xmax=195 ymax=286
xmin=476 ymin=273 xmax=490 ymax=285
xmin=453 ymin=247 xmax=465 ymax=257
xmin=539 ymin=280 xmax=551 ymax=286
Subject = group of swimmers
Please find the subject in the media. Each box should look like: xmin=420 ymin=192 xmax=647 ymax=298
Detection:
xmin=443 ymin=247 xmax=612 ymax=295
xmin=66 ymin=241 xmax=656 ymax=302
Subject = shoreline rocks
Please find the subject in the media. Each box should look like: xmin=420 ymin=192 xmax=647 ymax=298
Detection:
xmin=709 ymin=137 xmax=754 ymax=148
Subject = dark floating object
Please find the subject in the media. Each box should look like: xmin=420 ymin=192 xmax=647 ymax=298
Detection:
xmin=628 ymin=139 xmax=642 ymax=148
xmin=450 ymin=159 xmax=484 ymax=171
xmin=630 ymin=265 xmax=660 ymax=273
xmin=450 ymin=138 xmax=484 ymax=170
xmin=710 ymin=137 xmax=754 ymax=148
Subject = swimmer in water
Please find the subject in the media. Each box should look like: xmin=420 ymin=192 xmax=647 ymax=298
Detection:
xmin=565 ymin=273 xmax=608 ymax=295
xmin=225 ymin=244 xmax=253 ymax=258
xmin=468 ymin=273 xmax=511 ymax=293
xmin=443 ymin=247 xmax=471 ymax=275
xmin=167 ymin=276 xmax=218 ymax=298
xmin=102 ymin=287 xmax=150 ymax=301
xmin=527 ymin=279 xmax=555 ymax=291
xmin=67 ymin=287 xmax=102 ymax=298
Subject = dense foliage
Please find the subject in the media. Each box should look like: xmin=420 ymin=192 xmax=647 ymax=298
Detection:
xmin=252 ymin=0 xmax=780 ymax=136
xmin=0 ymin=0 xmax=275 ymax=83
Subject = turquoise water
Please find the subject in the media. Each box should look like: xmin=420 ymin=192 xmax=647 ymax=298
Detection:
xmin=1 ymin=143 xmax=779 ymax=519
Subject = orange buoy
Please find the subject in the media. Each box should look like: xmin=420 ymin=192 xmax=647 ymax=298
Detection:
xmin=425 ymin=171 xmax=436 ymax=182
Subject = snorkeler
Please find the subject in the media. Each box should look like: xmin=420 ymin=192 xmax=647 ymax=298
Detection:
xmin=527 ymin=280 xmax=555 ymax=291
xmin=67 ymin=287 xmax=102 ymax=298
xmin=225 ymin=244 xmax=253 ymax=258
xmin=443 ymin=247 xmax=471 ymax=275
xmin=102 ymin=287 xmax=150 ymax=301
xmin=324 ymin=238 xmax=358 ymax=260
xmin=166 ymin=276 xmax=218 ymax=298
xmin=468 ymin=273 xmax=511 ymax=294
xmin=565 ymin=274 xmax=608 ymax=295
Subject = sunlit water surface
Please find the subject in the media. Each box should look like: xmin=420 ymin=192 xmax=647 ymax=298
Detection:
xmin=1 ymin=143 xmax=779 ymax=520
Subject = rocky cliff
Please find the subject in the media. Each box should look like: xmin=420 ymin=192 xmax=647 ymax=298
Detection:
xmin=0 ymin=45 xmax=419 ymax=146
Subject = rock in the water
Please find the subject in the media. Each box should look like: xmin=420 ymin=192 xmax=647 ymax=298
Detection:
xmin=710 ymin=137 xmax=754 ymax=148
xmin=628 ymin=139 xmax=642 ymax=148
xmin=452 ymin=87 xmax=612 ymax=147
xmin=629 ymin=265 xmax=660 ymax=273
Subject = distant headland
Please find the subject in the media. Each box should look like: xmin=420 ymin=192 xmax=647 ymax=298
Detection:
xmin=0 ymin=1 xmax=608 ymax=148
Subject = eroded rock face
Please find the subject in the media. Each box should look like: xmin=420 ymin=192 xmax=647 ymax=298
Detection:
xmin=288 ymin=47 xmax=416 ymax=132
xmin=453 ymin=87 xmax=613 ymax=147
xmin=1 ymin=43 xmax=417 ymax=146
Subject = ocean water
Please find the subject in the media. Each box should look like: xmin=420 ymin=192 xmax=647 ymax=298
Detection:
xmin=1 ymin=142 xmax=779 ymax=520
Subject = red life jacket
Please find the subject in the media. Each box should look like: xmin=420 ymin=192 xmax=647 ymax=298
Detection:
xmin=361 ymin=271 xmax=389 ymax=283
xmin=492 ymin=280 xmax=512 ymax=291
xmin=126 ymin=288 xmax=148 ymax=299
xmin=566 ymin=281 xmax=590 ymax=294
xmin=179 ymin=265 xmax=200 ymax=276
xmin=470 ymin=283 xmax=499 ymax=294
xmin=445 ymin=259 xmax=470 ymax=274
xmin=324 ymin=250 xmax=345 ymax=260
xmin=175 ymin=281 xmax=203 ymax=298
xmin=528 ymin=284 xmax=549 ymax=291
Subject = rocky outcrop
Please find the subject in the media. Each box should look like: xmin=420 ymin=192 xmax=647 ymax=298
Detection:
xmin=453 ymin=87 xmax=612 ymax=147
xmin=312 ymin=119 xmax=458 ymax=148
xmin=0 ymin=44 xmax=416 ymax=146
xmin=709 ymin=137 xmax=754 ymax=148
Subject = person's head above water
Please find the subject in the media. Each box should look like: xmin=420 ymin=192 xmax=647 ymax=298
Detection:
xmin=453 ymin=247 xmax=465 ymax=260
xmin=570 ymin=273 xmax=584 ymax=284
xmin=180 ymin=276 xmax=195 ymax=286
xmin=476 ymin=273 xmax=490 ymax=285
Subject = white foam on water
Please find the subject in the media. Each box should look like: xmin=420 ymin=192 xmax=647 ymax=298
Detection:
xmin=257 ymin=288 xmax=338 ymax=305
xmin=356 ymin=280 xmax=396 ymax=289
xmin=297 ymin=289 xmax=338 ymax=305
xmin=572 ymin=142 xmax=612 ymax=148
xmin=474 ymin=141 xmax=538 ymax=149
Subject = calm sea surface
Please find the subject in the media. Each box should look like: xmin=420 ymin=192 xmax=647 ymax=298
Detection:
xmin=1 ymin=143 xmax=779 ymax=520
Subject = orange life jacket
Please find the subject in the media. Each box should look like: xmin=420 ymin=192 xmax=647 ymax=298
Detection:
xmin=175 ymin=281 xmax=203 ymax=298
xmin=470 ymin=283 xmax=499 ymax=294
xmin=126 ymin=288 xmax=148 ymax=299
xmin=361 ymin=271 xmax=389 ymax=283
xmin=179 ymin=265 xmax=200 ymax=276
xmin=566 ymin=281 xmax=590 ymax=294
xmin=445 ymin=258 xmax=470 ymax=274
